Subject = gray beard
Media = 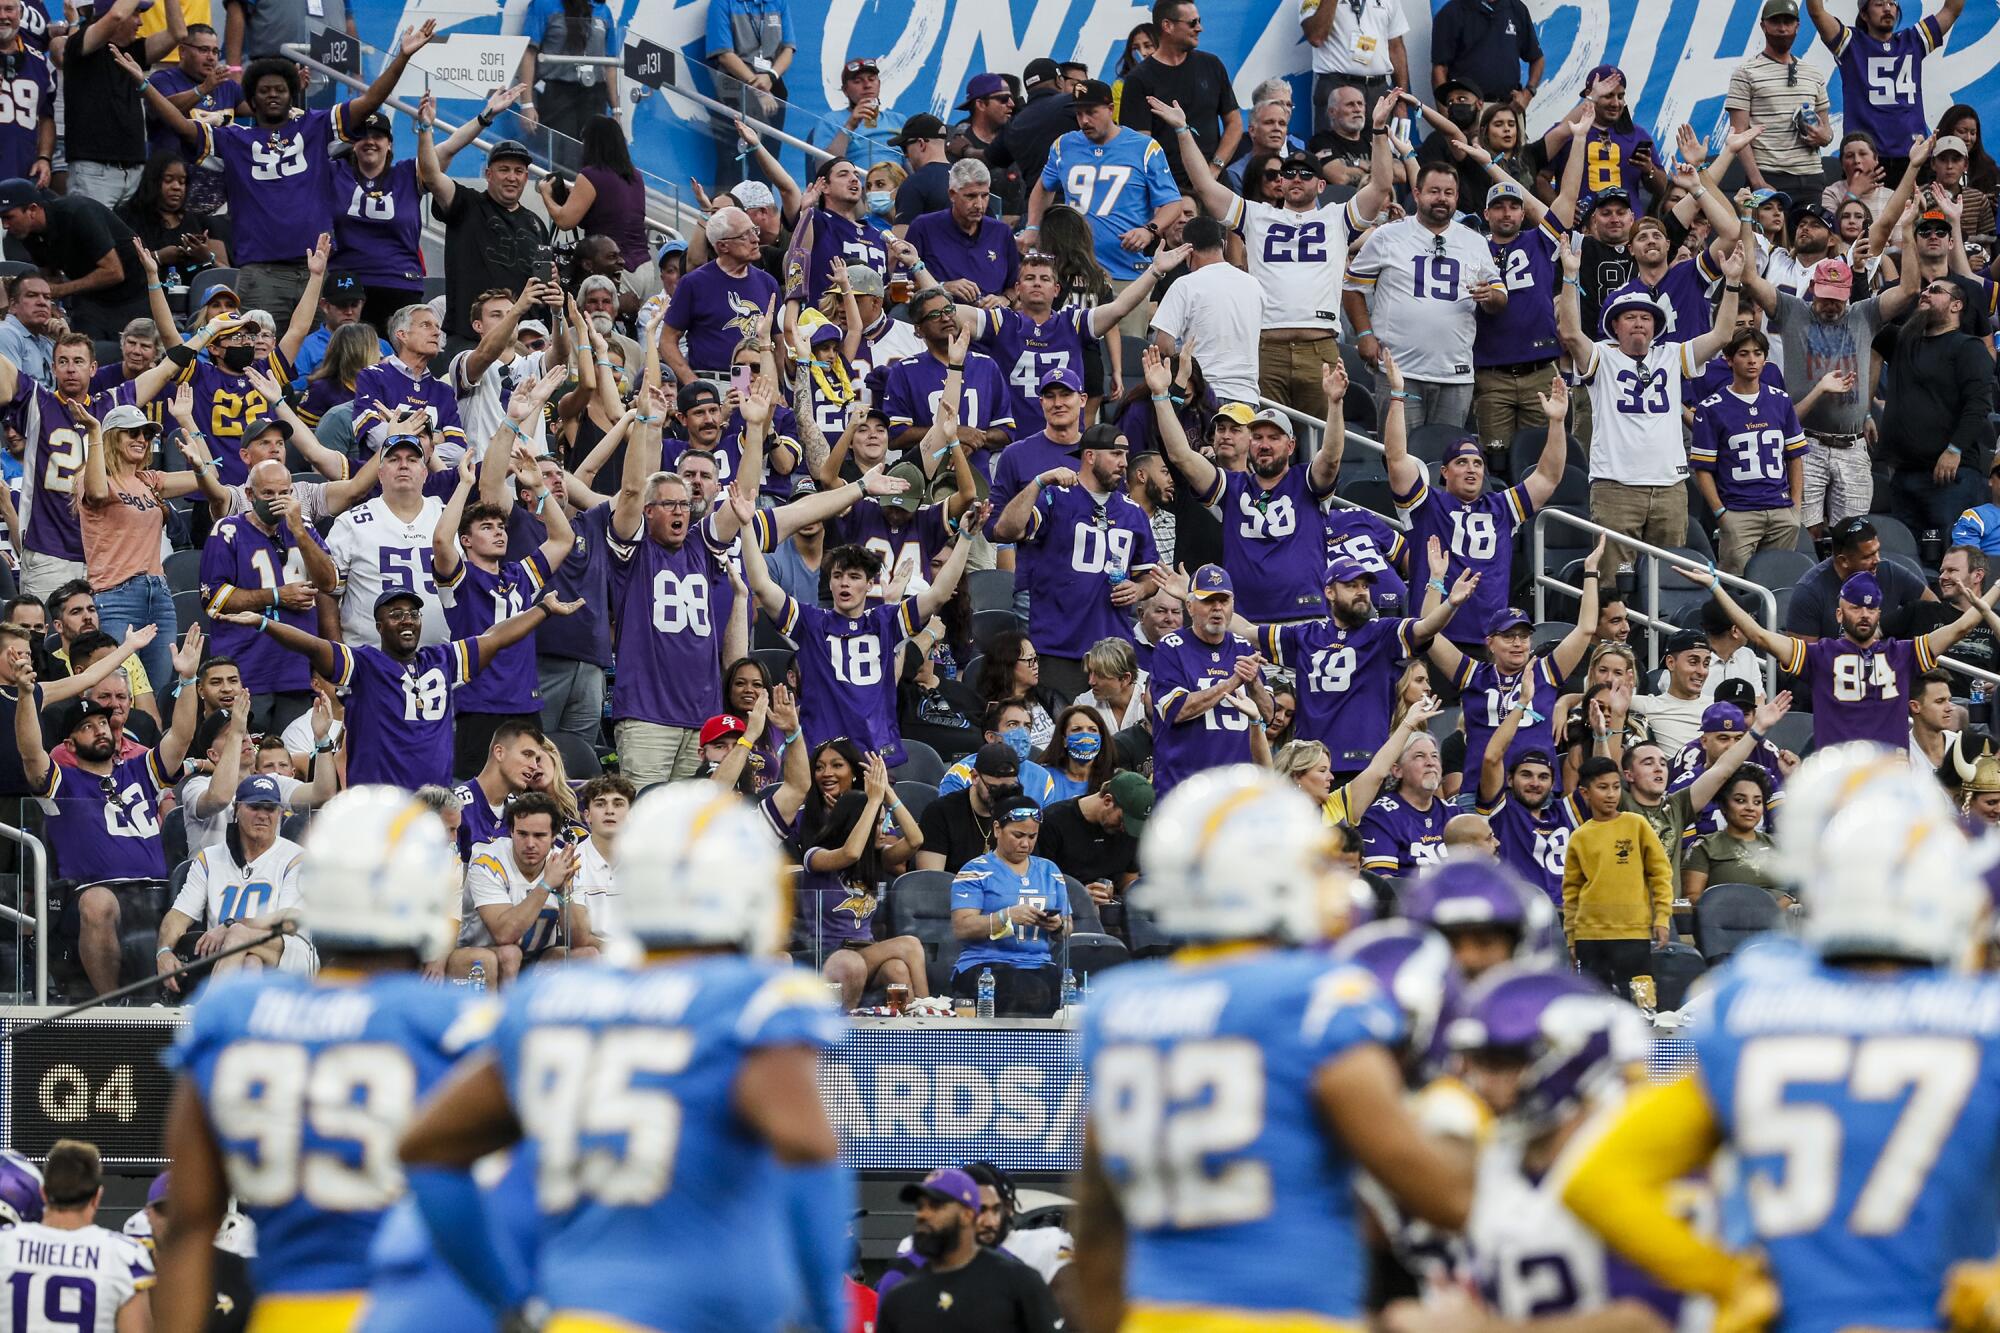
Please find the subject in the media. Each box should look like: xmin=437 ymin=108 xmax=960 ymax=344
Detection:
xmin=588 ymin=313 xmax=617 ymax=337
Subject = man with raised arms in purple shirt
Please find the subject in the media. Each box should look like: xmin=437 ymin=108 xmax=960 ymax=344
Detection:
xmin=1359 ymin=730 xmax=1451 ymax=877
xmin=16 ymin=622 xmax=207 ymax=996
xmin=662 ymin=206 xmax=780 ymax=385
xmin=883 ymin=286 xmax=1013 ymax=473
xmin=1475 ymin=664 xmax=1581 ymax=904
xmin=826 ymin=367 xmax=980 ymax=600
xmin=783 ymin=158 xmax=892 ymax=310
xmin=130 ymin=18 xmax=438 ymax=322
xmin=984 ymin=362 xmax=1087 ymax=542
xmin=352 ymin=301 xmax=467 ymax=461
xmin=1685 ymin=563 xmax=2000 ymax=749
xmin=1808 ymin=0 xmax=1965 ymax=180
xmin=1148 ymin=563 xmax=1271 ymax=798
xmin=992 ymin=421 xmax=1160 ymax=701
xmin=1387 ymin=347 xmax=1567 ymax=651
xmin=1146 ymin=345 xmax=1345 ymax=624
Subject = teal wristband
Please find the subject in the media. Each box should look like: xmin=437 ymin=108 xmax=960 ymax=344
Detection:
xmin=147 ymin=282 xmax=165 ymax=291
xmin=1150 ymin=393 xmax=1170 ymax=402
xmin=1173 ymin=125 xmax=1192 ymax=136
xmin=1354 ymin=328 xmax=1373 ymax=339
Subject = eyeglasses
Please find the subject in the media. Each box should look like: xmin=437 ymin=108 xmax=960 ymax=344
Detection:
xmin=1260 ymin=169 xmax=1281 ymax=181
xmin=645 ymin=499 xmax=694 ymax=512
xmin=1916 ymin=225 xmax=1952 ymax=238
xmin=185 ymin=42 xmax=220 ymax=54
xmin=520 ymin=337 xmax=547 ymax=351
xmin=1017 ymin=653 xmax=1039 ymax=664
xmin=982 ymin=94 xmax=1017 ymax=104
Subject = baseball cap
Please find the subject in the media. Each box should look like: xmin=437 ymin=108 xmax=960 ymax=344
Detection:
xmin=197 ymin=282 xmax=239 ymax=308
xmin=1324 ymin=555 xmax=1377 ymax=586
xmin=699 ymin=714 xmax=747 ymax=748
xmin=0 ymin=178 xmax=38 ymax=214
xmin=145 ymin=1173 xmax=170 ymax=1208
xmin=1247 ymin=407 xmax=1294 ymax=434
xmin=1486 ymin=180 xmax=1527 ymax=208
xmin=516 ymin=319 xmax=551 ymax=340
xmin=1840 ymin=571 xmax=1883 ymax=607
xmin=1106 ymin=770 xmax=1153 ymax=839
xmin=1935 ymin=135 xmax=1970 ymax=158
xmin=1701 ymin=702 xmax=1747 ymax=735
xmin=60 ymin=697 xmax=116 ymax=736
xmin=1747 ymin=186 xmax=1792 ymax=213
xmin=100 ymin=403 xmax=160 ymax=435
xmin=1441 ymin=435 xmax=1482 ymax=463
xmin=1917 ymin=208 xmax=1952 ymax=231
xmin=899 ymin=1167 xmax=980 ymax=1211
xmin=1079 ymin=423 xmax=1124 ymax=452
xmin=1434 ymin=76 xmax=1484 ymax=102
xmin=381 ymin=433 xmax=425 ymax=457
xmin=234 ymin=774 xmax=286 ymax=806
xmin=846 ymin=265 xmax=886 ymax=298
xmin=1038 ymin=365 xmax=1084 ymax=395
xmin=1211 ymin=402 xmax=1256 ymax=426
xmin=372 ymin=587 xmax=424 ymax=615
xmin=1484 ymin=606 xmax=1531 ymax=637
xmin=678 ymin=381 xmax=722 ymax=412
xmin=1583 ymin=63 xmax=1626 ymax=88
xmin=1665 ymin=627 xmax=1707 ymax=655
xmin=882 ymin=462 xmax=927 ymax=513
xmin=1585 ymin=187 xmax=1631 ymax=214
xmin=325 ymin=272 xmax=366 ymax=303
xmin=1788 ymin=202 xmax=1836 ymax=231
xmin=241 ymin=414 xmax=291 ymax=443
xmin=806 ymin=320 xmax=843 ymax=345
xmin=973 ymin=742 xmax=1021 ymax=778
xmin=656 ymin=237 xmax=689 ymax=266
xmin=486 ymin=139 xmax=533 ymax=165
xmin=1071 ymin=79 xmax=1114 ymax=108
xmin=731 ymin=179 xmax=776 ymax=211
xmin=958 ymin=73 xmax=1009 ymax=110
xmin=352 ymin=111 xmax=393 ymax=140
xmin=892 ymin=114 xmax=948 ymax=148
xmin=1761 ymin=0 xmax=1799 ymax=17
xmin=841 ymin=57 xmax=879 ymax=79
xmin=1189 ymin=564 xmax=1234 ymax=600
xmin=1809 ymin=257 xmax=1854 ymax=299
xmin=1023 ymin=58 xmax=1062 ymax=90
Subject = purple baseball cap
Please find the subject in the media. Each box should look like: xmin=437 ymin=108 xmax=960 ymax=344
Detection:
xmin=1442 ymin=435 xmax=1482 ymax=463
xmin=1583 ymin=63 xmax=1626 ymax=89
xmin=1840 ymin=571 xmax=1883 ymax=607
xmin=146 ymin=1172 xmax=171 ymax=1206
xmin=899 ymin=1167 xmax=980 ymax=1211
xmin=1323 ymin=555 xmax=1377 ymax=586
xmin=1701 ymin=702 xmax=1747 ymax=735
xmin=1485 ymin=606 xmax=1532 ymax=636
xmin=1189 ymin=564 xmax=1234 ymax=599
xmin=1037 ymin=366 xmax=1084 ymax=395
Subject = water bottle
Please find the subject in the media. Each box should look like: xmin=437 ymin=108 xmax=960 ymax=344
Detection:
xmin=1061 ymin=968 xmax=1080 ymax=1010
xmin=467 ymin=962 xmax=487 ymax=993
xmin=975 ymin=967 xmax=996 ymax=1019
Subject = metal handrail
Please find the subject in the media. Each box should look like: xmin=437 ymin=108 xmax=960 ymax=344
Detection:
xmin=1530 ymin=508 xmax=1780 ymax=695
xmin=0 ymin=820 xmax=49 ymax=1005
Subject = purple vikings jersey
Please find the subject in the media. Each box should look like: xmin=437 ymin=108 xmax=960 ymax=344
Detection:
xmin=146 ymin=63 xmax=238 ymax=163
xmin=798 ymin=859 xmax=880 ymax=951
xmin=1322 ymin=507 xmax=1410 ymax=614
xmin=1360 ymin=789 xmax=1450 ymax=877
xmin=331 ymin=639 xmax=478 ymax=789
xmin=331 ymin=157 xmax=425 ymax=290
xmin=831 ymin=500 xmax=950 ymax=602
xmin=0 ymin=46 xmax=52 ymax=182
xmin=1831 ymin=15 xmax=1945 ymax=155
xmin=882 ymin=350 xmax=1014 ymax=476
xmin=438 ymin=551 xmax=551 ymax=714
xmin=1782 ymin=634 xmax=1932 ymax=748
xmin=975 ymin=305 xmax=1092 ymax=436
xmin=1476 ymin=218 xmax=1564 ymax=369
xmin=1549 ymin=123 xmax=1659 ymax=214
xmin=1453 ymin=654 xmax=1568 ymax=794
xmin=1604 ymin=256 xmax=1717 ymax=343
xmin=1199 ymin=465 xmax=1339 ymax=622
xmin=779 ymin=593 xmax=921 ymax=765
xmin=200 ymin=105 xmax=355 ymax=267
xmin=352 ymin=360 xmax=466 ymax=458
xmin=6 ymin=377 xmax=136 ymax=560
xmin=34 ymin=749 xmax=171 ymax=883
xmin=1669 ymin=746 xmax=1784 ymax=847
xmin=608 ymin=511 xmax=771 ymax=730
xmin=708 ymin=402 xmax=803 ymax=501
xmin=170 ymin=973 xmax=479 ymax=1296
xmin=784 ymin=206 xmax=891 ymax=308
xmin=1689 ymin=383 xmax=1807 ymax=512
xmin=1477 ymin=790 xmax=1582 ymax=904
xmin=984 ymin=430 xmax=1081 ymax=537
xmin=1018 ymin=484 xmax=1158 ymax=658
xmin=177 ymin=353 xmax=291 ymax=485
xmin=1259 ymin=616 xmax=1416 ymax=770
xmin=1150 ymin=628 xmax=1260 ymax=796
xmin=199 ymin=514 xmax=329 ymax=694
xmin=664 ymin=260 xmax=780 ymax=373
xmin=1395 ymin=477 xmax=1535 ymax=647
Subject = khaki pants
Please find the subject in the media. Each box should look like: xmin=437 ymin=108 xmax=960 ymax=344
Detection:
xmin=614 ymin=719 xmax=704 ymax=787
xmin=1473 ymin=362 xmax=1555 ymax=452
xmin=1259 ymin=335 xmax=1339 ymax=421
xmin=1716 ymin=507 xmax=1802 ymax=576
xmin=1589 ymin=479 xmax=1688 ymax=573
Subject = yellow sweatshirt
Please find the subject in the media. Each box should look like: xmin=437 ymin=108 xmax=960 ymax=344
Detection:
xmin=1562 ymin=812 xmax=1673 ymax=942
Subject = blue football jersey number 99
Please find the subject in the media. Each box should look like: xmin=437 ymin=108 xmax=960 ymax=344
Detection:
xmin=1093 ymin=1038 xmax=1271 ymax=1229
xmin=519 ymin=1026 xmax=696 ymax=1212
xmin=209 ymin=1040 xmax=416 ymax=1210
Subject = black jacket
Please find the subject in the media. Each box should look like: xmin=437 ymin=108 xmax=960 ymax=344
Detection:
xmin=1881 ymin=322 xmax=1996 ymax=469
xmin=989 ymin=87 xmax=1074 ymax=199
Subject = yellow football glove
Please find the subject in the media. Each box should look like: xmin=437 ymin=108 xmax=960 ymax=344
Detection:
xmin=1943 ymin=1258 xmax=2000 ymax=1332
xmin=1711 ymin=1261 xmax=1780 ymax=1333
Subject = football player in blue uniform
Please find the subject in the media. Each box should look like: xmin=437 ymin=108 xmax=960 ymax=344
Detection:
xmin=397 ymin=782 xmax=851 ymax=1333
xmin=1074 ymin=765 xmax=1476 ymax=1333
xmin=1559 ymin=744 xmax=2000 ymax=1333
xmin=153 ymin=786 xmax=475 ymax=1333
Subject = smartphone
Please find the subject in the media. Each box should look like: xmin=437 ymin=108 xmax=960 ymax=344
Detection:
xmin=730 ymin=364 xmax=752 ymax=396
xmin=531 ymin=242 xmax=556 ymax=288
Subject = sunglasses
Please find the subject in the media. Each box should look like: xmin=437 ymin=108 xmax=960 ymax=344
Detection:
xmin=1278 ymin=165 xmax=1316 ymax=180
xmin=1923 ymin=283 xmax=1960 ymax=297
xmin=521 ymin=337 xmax=547 ymax=351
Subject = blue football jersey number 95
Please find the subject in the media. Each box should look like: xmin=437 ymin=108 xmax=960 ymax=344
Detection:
xmin=209 ymin=1040 xmax=417 ymax=1211
xmin=518 ymin=1026 xmax=695 ymax=1212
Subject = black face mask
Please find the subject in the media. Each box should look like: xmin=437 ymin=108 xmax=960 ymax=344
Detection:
xmin=220 ymin=344 xmax=255 ymax=372
xmin=250 ymin=496 xmax=279 ymax=527
xmin=1445 ymin=103 xmax=1478 ymax=128
xmin=982 ymin=782 xmax=1021 ymax=809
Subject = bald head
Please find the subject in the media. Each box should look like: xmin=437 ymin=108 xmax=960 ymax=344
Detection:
xmin=1443 ymin=813 xmax=1498 ymax=856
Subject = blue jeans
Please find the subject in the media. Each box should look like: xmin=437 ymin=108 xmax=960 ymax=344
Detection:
xmin=93 ymin=574 xmax=176 ymax=698
xmin=1888 ymin=464 xmax=1982 ymax=541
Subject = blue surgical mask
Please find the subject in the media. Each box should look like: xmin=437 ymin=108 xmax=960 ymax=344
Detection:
xmin=1067 ymin=732 xmax=1102 ymax=760
xmin=865 ymin=190 xmax=895 ymax=217
xmin=1001 ymin=726 xmax=1031 ymax=759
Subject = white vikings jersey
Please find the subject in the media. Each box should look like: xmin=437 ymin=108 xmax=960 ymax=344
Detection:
xmin=1228 ymin=196 xmax=1363 ymax=331
xmin=1577 ymin=340 xmax=1703 ymax=487
xmin=0 ymin=1222 xmax=153 ymax=1332
xmin=327 ymin=495 xmax=448 ymax=648
xmin=1345 ymin=218 xmax=1500 ymax=384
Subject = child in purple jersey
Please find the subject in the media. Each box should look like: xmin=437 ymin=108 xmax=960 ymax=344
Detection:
xmin=1148 ymin=565 xmax=1272 ymax=797
xmin=1691 ymin=564 xmax=1996 ymax=749
xmin=1812 ymin=0 xmax=1962 ymax=167
xmin=1360 ymin=730 xmax=1452 ymax=877
xmin=1388 ymin=353 xmax=1569 ymax=648
xmin=1147 ymin=347 xmax=1344 ymax=623
xmin=1689 ymin=328 xmax=1809 ymax=574
xmin=1427 ymin=537 xmax=1606 ymax=795
xmin=1475 ymin=668 xmax=1583 ymax=903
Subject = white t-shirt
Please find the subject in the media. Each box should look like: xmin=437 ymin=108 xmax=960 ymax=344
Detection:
xmin=571 ymin=835 xmax=621 ymax=945
xmin=1346 ymin=219 xmax=1498 ymax=385
xmin=1577 ymin=340 xmax=1702 ymax=486
xmin=0 ymin=1221 xmax=153 ymax=1332
xmin=459 ymin=836 xmax=561 ymax=952
xmin=327 ymin=495 xmax=448 ymax=647
xmin=449 ymin=347 xmax=550 ymax=466
xmin=1149 ymin=260 xmax=1264 ymax=404
xmin=279 ymin=713 xmax=344 ymax=757
xmin=1300 ymin=0 xmax=1407 ymax=75
xmin=1628 ymin=690 xmax=1708 ymax=753
xmin=1229 ymin=196 xmax=1359 ymax=332
xmin=177 ymin=773 xmax=305 ymax=852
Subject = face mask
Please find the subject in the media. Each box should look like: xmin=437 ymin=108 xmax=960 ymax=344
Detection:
xmin=220 ymin=344 xmax=255 ymax=372
xmin=1446 ymin=103 xmax=1478 ymax=128
xmin=865 ymin=190 xmax=894 ymax=216
xmin=1067 ymin=732 xmax=1102 ymax=760
xmin=250 ymin=496 xmax=280 ymax=527
xmin=1001 ymin=726 xmax=1031 ymax=759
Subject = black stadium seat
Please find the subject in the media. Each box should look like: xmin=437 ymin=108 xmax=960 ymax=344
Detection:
xmin=890 ymin=738 xmax=945 ymax=785
xmin=887 ymin=870 xmax=962 ymax=993
xmin=1692 ymin=882 xmax=1784 ymax=963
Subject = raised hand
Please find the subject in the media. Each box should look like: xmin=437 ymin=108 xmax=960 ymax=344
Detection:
xmin=1725 ymin=122 xmax=1763 ymax=155
xmin=1039 ymin=467 xmax=1081 ymax=489
xmin=1426 ymin=534 xmax=1447 ymax=581
xmin=1379 ymin=342 xmax=1404 ymax=392
xmin=399 ymin=18 xmax=438 ymax=55
xmin=739 ymin=374 xmax=775 ymax=426
xmin=1583 ymin=534 xmax=1608 ymax=575
xmin=860 ymin=465 xmax=910 ymax=497
xmin=1675 ymin=561 xmax=1717 ymax=590
xmin=1321 ymin=354 xmax=1347 ymax=405
xmin=417 ymin=91 xmax=437 ymax=128
xmin=170 ymin=623 xmax=205 ymax=678
xmin=1817 ymin=368 xmax=1857 ymax=397
xmin=1909 ymin=133 xmax=1936 ymax=170
xmin=768 ymin=682 xmax=799 ymax=735
xmin=1675 ymin=123 xmax=1709 ymax=169
xmin=305 ymin=232 xmax=331 ymax=275
xmin=1539 ymin=373 xmax=1569 ymax=423
xmin=539 ymin=594 xmax=585 ymax=617
xmin=1561 ymin=232 xmax=1583 ymax=278
xmin=169 ymin=383 xmax=196 ymax=425
xmin=134 ymin=242 xmax=158 ymax=278
xmin=1371 ymin=88 xmax=1403 ymax=130
xmin=1140 ymin=344 xmax=1173 ymax=396
xmin=1145 ymin=97 xmax=1188 ymax=131
xmin=1149 ymin=242 xmax=1191 ymax=276
xmin=1447 ymin=569 xmax=1480 ymax=605
xmin=1753 ymin=690 xmax=1793 ymax=733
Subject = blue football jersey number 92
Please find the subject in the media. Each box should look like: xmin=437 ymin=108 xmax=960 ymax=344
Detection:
xmin=1093 ymin=1038 xmax=1271 ymax=1229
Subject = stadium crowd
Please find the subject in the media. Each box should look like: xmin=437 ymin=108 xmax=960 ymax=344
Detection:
xmin=0 ymin=0 xmax=1983 ymax=1324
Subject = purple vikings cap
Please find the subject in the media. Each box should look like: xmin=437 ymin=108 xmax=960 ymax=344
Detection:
xmin=1037 ymin=365 xmax=1084 ymax=394
xmin=1840 ymin=572 xmax=1882 ymax=607
xmin=898 ymin=1167 xmax=980 ymax=1211
xmin=1485 ymin=606 xmax=1532 ymax=637
xmin=0 ymin=1152 xmax=43 ymax=1225
xmin=1701 ymin=702 xmax=1747 ymax=735
xmin=1441 ymin=435 xmax=1482 ymax=463
xmin=1189 ymin=564 xmax=1234 ymax=599
xmin=1448 ymin=966 xmax=1646 ymax=1132
xmin=147 ymin=1172 xmax=171 ymax=1207
xmin=1332 ymin=920 xmax=1462 ymax=1078
xmin=1323 ymin=555 xmax=1377 ymax=586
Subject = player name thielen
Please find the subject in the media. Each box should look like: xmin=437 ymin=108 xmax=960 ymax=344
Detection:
xmin=8 ymin=1238 xmax=104 ymax=1270
xmin=1726 ymin=979 xmax=2000 ymax=1036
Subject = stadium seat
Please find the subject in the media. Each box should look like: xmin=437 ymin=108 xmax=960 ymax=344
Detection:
xmin=1868 ymin=513 xmax=1919 ymax=560
xmin=1744 ymin=547 xmax=1814 ymax=591
xmin=1342 ymin=379 xmax=1376 ymax=427
xmin=751 ymin=646 xmax=794 ymax=686
xmin=161 ymin=806 xmax=188 ymax=868
xmin=1530 ymin=620 xmax=1576 ymax=652
xmin=751 ymin=616 xmax=794 ymax=652
xmin=1763 ymin=710 xmax=1813 ymax=756
xmin=1547 ymin=464 xmax=1588 ymax=512
xmin=1339 ymin=476 xmax=1396 ymax=518
xmin=1679 ymin=521 xmax=1714 ymax=562
xmin=1063 ymin=932 xmax=1130 ymax=984
xmin=1062 ymin=875 xmax=1103 ymax=934
xmin=549 ymin=730 xmax=602 ymax=778
xmin=1336 ymin=449 xmax=1387 ymax=486
xmin=892 ymin=780 xmax=937 ymax=823
xmin=970 ymin=607 xmax=1020 ymax=651
xmin=967 ymin=567 xmax=1014 ymax=613
xmin=0 ymin=260 xmax=32 ymax=281
xmin=172 ymin=588 xmax=206 ymax=634
xmin=1123 ymin=901 xmax=1173 ymax=958
xmin=1793 ymin=525 xmax=1820 ymax=557
xmin=280 ymin=809 xmax=311 ymax=842
xmin=165 ymin=548 xmax=204 ymax=595
xmin=1406 ymin=423 xmax=1465 ymax=463
xmin=891 ymin=738 xmax=945 ymax=785
xmin=1649 ymin=941 xmax=1706 ymax=1011
xmin=886 ymin=869 xmax=962 ymax=993
xmin=1692 ymin=882 xmax=1783 ymax=962
xmin=1506 ymin=426 xmax=1584 ymax=481
xmin=195 ymin=267 xmax=239 ymax=302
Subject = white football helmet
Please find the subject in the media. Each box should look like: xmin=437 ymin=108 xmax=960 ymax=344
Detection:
xmin=1136 ymin=765 xmax=1348 ymax=945
xmin=614 ymin=782 xmax=788 ymax=954
xmin=298 ymin=786 xmax=461 ymax=961
xmin=1781 ymin=743 xmax=1992 ymax=968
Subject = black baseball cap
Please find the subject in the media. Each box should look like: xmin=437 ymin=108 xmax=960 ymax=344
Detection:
xmin=241 ymin=414 xmax=292 ymax=442
xmin=372 ymin=588 xmax=425 ymax=616
xmin=973 ymin=742 xmax=1020 ymax=778
xmin=325 ymin=273 xmax=366 ymax=303
xmin=1071 ymin=79 xmax=1113 ymax=108
xmin=1434 ymin=76 xmax=1484 ymax=102
xmin=353 ymin=112 xmax=393 ymax=140
xmin=486 ymin=139 xmax=533 ymax=165
xmin=59 ymin=697 xmax=115 ymax=737
xmin=1664 ymin=627 xmax=1707 ymax=655
xmin=1023 ymin=58 xmax=1062 ymax=90
xmin=677 ymin=381 xmax=721 ymax=413
xmin=0 ymin=178 xmax=40 ymax=214
xmin=892 ymin=114 xmax=947 ymax=148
